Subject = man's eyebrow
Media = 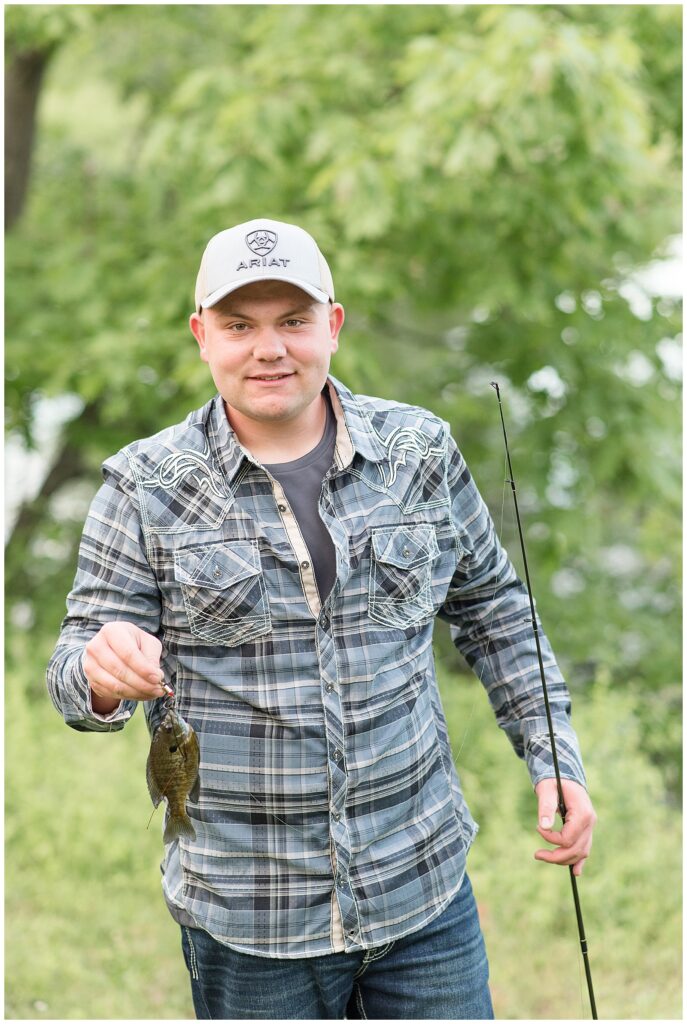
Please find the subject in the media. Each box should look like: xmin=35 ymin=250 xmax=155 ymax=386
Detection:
xmin=281 ymin=302 xmax=318 ymax=316
xmin=218 ymin=302 xmax=316 ymax=320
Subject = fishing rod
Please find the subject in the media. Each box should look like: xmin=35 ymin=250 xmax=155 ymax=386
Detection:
xmin=490 ymin=381 xmax=598 ymax=1020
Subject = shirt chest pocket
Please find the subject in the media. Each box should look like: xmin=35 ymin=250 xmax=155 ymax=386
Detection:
xmin=368 ymin=524 xmax=439 ymax=628
xmin=173 ymin=541 xmax=271 ymax=646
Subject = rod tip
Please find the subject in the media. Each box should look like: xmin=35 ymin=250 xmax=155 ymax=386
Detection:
xmin=490 ymin=380 xmax=500 ymax=393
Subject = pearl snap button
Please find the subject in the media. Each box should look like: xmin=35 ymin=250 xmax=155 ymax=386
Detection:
xmin=402 ymin=547 xmax=411 ymax=557
xmin=278 ymin=504 xmax=286 ymax=512
xmin=213 ymin=567 xmax=222 ymax=578
xmin=301 ymin=560 xmax=310 ymax=570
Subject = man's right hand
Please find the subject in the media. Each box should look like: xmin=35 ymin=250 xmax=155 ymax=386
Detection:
xmin=82 ymin=621 xmax=166 ymax=714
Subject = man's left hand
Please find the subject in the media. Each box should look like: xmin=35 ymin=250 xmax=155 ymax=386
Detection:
xmin=534 ymin=778 xmax=597 ymax=877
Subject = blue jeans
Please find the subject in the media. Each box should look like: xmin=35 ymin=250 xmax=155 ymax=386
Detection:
xmin=180 ymin=873 xmax=494 ymax=1019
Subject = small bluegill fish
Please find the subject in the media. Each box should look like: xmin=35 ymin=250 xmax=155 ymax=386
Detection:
xmin=146 ymin=707 xmax=200 ymax=844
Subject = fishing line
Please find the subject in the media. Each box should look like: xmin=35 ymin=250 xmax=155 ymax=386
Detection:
xmin=249 ymin=793 xmax=330 ymax=844
xmin=574 ymin=912 xmax=587 ymax=1019
xmin=146 ymin=805 xmax=160 ymax=831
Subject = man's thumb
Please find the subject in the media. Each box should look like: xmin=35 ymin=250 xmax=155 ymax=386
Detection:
xmin=537 ymin=781 xmax=559 ymax=829
xmin=539 ymin=800 xmax=558 ymax=829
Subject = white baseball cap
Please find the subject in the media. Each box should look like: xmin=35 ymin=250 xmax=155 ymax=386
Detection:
xmin=194 ymin=218 xmax=335 ymax=311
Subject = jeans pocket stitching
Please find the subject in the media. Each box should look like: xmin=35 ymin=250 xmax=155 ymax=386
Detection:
xmin=353 ymin=941 xmax=395 ymax=979
xmin=183 ymin=927 xmax=215 ymax=1020
xmin=183 ymin=926 xmax=200 ymax=980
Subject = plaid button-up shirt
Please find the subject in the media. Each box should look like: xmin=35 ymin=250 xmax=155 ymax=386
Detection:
xmin=47 ymin=374 xmax=586 ymax=958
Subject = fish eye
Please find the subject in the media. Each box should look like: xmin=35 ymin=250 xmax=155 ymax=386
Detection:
xmin=169 ymin=745 xmax=178 ymax=753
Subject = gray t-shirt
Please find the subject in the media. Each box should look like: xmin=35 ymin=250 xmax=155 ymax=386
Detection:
xmin=264 ymin=389 xmax=338 ymax=604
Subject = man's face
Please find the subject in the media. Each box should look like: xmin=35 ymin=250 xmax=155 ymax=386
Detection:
xmin=189 ymin=281 xmax=345 ymax=427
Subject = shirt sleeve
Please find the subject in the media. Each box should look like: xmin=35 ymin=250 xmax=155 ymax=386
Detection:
xmin=46 ymin=459 xmax=163 ymax=733
xmin=437 ymin=431 xmax=587 ymax=790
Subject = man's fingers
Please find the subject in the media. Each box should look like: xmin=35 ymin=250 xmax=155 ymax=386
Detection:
xmin=536 ymin=849 xmax=588 ymax=874
xmin=99 ymin=644 xmax=163 ymax=693
xmin=103 ymin=631 xmax=163 ymax=685
xmin=136 ymin=628 xmax=163 ymax=665
xmin=534 ymin=777 xmax=596 ymax=872
xmin=83 ymin=624 xmax=166 ymax=704
xmin=535 ymin=828 xmax=593 ymax=868
xmin=85 ymin=644 xmax=165 ymax=700
xmin=535 ymin=847 xmax=581 ymax=867
xmin=93 ymin=622 xmax=163 ymax=681
xmin=536 ymin=823 xmax=565 ymax=843
xmin=115 ymin=630 xmax=164 ymax=679
xmin=89 ymin=663 xmax=163 ymax=702
xmin=537 ymin=806 xmax=595 ymax=845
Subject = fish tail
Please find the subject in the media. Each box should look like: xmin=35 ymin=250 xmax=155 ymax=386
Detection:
xmin=163 ymin=811 xmax=196 ymax=845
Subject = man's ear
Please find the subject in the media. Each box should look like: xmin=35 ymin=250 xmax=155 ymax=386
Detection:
xmin=328 ymin=302 xmax=345 ymax=353
xmin=189 ymin=311 xmax=208 ymax=362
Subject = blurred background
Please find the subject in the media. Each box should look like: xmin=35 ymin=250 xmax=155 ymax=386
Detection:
xmin=5 ymin=4 xmax=682 ymax=1019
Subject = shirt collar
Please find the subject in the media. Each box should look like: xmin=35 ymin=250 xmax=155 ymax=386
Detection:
xmin=206 ymin=373 xmax=386 ymax=487
xmin=325 ymin=374 xmax=387 ymax=468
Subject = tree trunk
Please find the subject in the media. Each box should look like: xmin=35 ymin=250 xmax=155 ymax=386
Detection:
xmin=5 ymin=47 xmax=54 ymax=231
xmin=5 ymin=403 xmax=101 ymax=597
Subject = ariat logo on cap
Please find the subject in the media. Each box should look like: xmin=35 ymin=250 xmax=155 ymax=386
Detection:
xmin=246 ymin=230 xmax=277 ymax=256
xmin=237 ymin=229 xmax=290 ymax=271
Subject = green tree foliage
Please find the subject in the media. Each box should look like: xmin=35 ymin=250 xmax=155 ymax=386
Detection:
xmin=5 ymin=5 xmax=681 ymax=785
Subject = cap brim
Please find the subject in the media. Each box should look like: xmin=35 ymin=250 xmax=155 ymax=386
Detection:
xmin=201 ymin=276 xmax=330 ymax=309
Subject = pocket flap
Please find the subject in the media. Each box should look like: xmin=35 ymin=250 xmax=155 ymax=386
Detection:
xmin=371 ymin=525 xmax=439 ymax=570
xmin=174 ymin=542 xmax=260 ymax=589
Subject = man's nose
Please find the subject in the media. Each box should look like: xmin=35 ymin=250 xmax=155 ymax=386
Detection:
xmin=253 ymin=328 xmax=287 ymax=360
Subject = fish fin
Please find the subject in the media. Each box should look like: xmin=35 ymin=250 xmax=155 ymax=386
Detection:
xmin=189 ymin=770 xmax=201 ymax=804
xmin=163 ymin=812 xmax=196 ymax=845
xmin=146 ymin=756 xmax=163 ymax=808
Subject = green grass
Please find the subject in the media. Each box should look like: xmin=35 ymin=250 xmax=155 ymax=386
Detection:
xmin=5 ymin=639 xmax=194 ymax=1020
xmin=5 ymin=638 xmax=682 ymax=1019
xmin=440 ymin=665 xmax=682 ymax=1020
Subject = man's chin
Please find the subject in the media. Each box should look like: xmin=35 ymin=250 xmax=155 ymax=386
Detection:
xmin=248 ymin=406 xmax=295 ymax=422
xmin=227 ymin=397 xmax=303 ymax=424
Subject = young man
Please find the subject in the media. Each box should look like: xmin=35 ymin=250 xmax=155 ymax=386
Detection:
xmin=48 ymin=218 xmax=596 ymax=1019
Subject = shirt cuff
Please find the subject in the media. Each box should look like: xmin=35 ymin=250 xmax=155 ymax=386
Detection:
xmin=522 ymin=716 xmax=588 ymax=791
xmin=66 ymin=650 xmax=137 ymax=730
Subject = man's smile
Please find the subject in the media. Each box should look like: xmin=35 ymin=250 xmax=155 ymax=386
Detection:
xmin=247 ymin=372 xmax=295 ymax=384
